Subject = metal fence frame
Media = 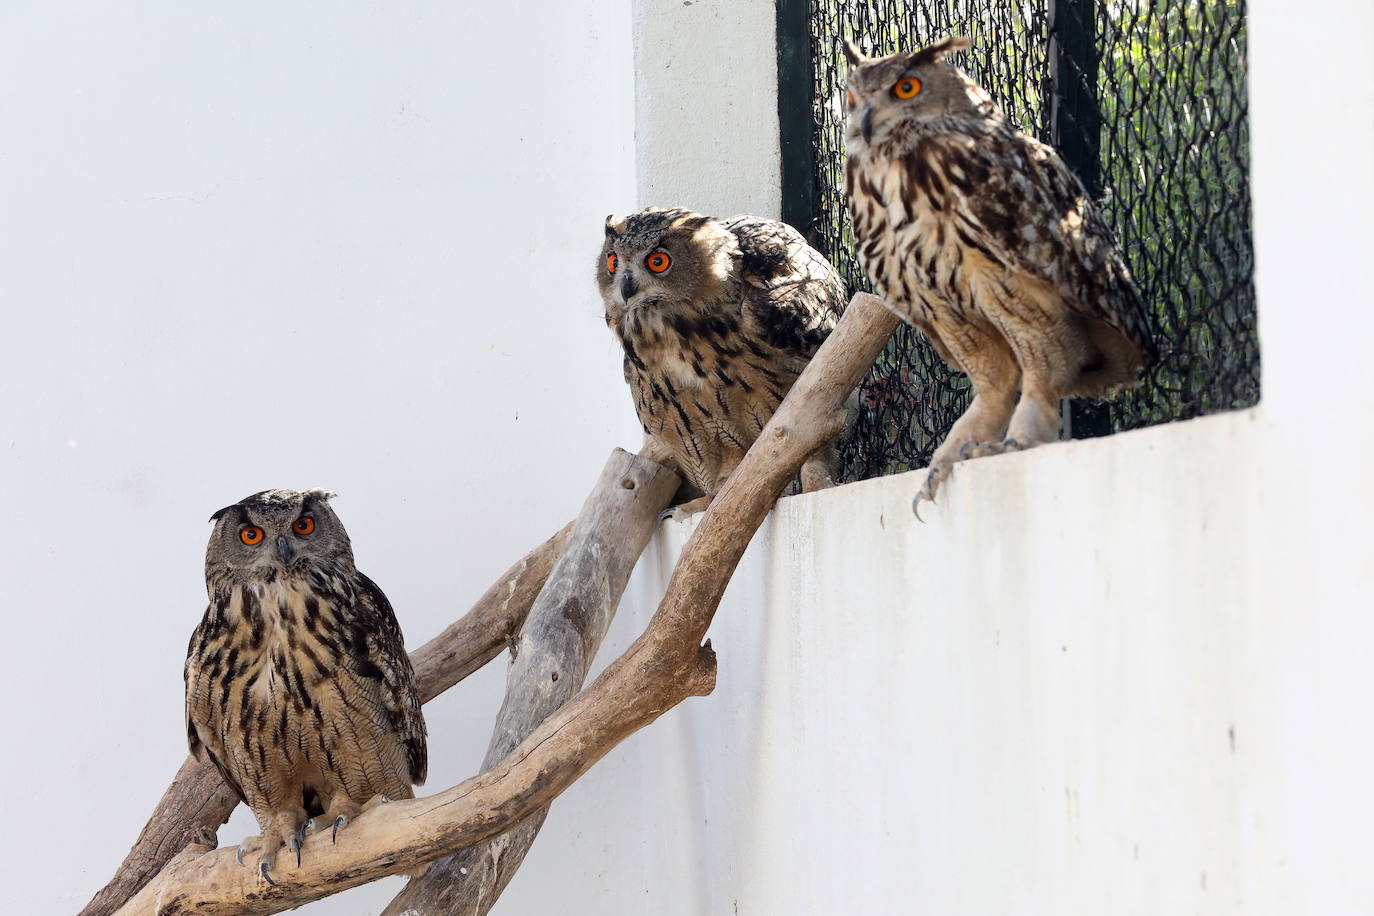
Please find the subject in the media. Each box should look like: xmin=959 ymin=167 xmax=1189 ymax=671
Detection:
xmin=778 ymin=0 xmax=1259 ymax=481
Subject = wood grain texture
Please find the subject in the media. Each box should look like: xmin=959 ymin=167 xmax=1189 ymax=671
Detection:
xmin=80 ymin=522 xmax=572 ymax=916
xmin=112 ymin=294 xmax=898 ymax=916
xmin=382 ymin=448 xmax=679 ymax=915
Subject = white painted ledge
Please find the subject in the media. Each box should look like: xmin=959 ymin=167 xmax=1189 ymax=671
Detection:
xmin=507 ymin=406 xmax=1374 ymax=914
xmin=560 ymin=0 xmax=1374 ymax=909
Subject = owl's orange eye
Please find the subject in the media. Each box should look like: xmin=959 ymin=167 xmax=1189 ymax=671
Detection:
xmin=846 ymin=90 xmax=856 ymax=108
xmin=893 ymin=76 xmax=922 ymax=99
xmin=239 ymin=526 xmax=265 ymax=546
xmin=293 ymin=516 xmax=315 ymax=536
xmin=645 ymin=251 xmax=671 ymax=273
xmin=606 ymin=252 xmax=617 ymax=274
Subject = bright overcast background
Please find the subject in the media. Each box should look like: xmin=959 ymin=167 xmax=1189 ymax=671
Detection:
xmin=0 ymin=2 xmax=641 ymax=911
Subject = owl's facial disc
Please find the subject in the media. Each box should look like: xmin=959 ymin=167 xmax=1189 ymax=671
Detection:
xmin=608 ymin=245 xmax=674 ymax=314
xmin=598 ymin=209 xmax=739 ymax=329
xmin=207 ymin=488 xmax=347 ymax=582
xmin=845 ymin=37 xmax=973 ymax=149
xmin=846 ymin=59 xmax=923 ymax=148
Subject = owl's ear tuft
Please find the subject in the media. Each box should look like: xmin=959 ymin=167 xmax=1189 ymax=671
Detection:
xmin=908 ymin=36 xmax=972 ymax=68
xmin=305 ymin=489 xmax=337 ymax=504
xmin=842 ymin=39 xmax=866 ymax=66
xmin=208 ymin=504 xmax=238 ymax=524
xmin=605 ymin=214 xmax=623 ymax=236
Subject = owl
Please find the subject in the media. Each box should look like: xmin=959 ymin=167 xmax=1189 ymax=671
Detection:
xmin=842 ymin=36 xmax=1156 ymax=509
xmin=598 ymin=208 xmax=849 ymax=512
xmin=184 ymin=489 xmax=426 ymax=884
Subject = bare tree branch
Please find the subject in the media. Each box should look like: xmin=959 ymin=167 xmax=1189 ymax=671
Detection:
xmin=81 ymin=522 xmax=573 ymax=916
xmin=409 ymin=524 xmax=575 ymax=698
xmin=383 ymin=448 xmax=678 ymax=915
xmin=113 ymin=293 xmax=899 ymax=916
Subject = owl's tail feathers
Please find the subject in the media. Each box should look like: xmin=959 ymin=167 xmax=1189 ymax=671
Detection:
xmin=1066 ymin=318 xmax=1153 ymax=398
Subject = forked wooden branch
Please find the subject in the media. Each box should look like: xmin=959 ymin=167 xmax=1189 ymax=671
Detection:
xmin=81 ymin=522 xmax=573 ymax=916
xmin=383 ymin=448 xmax=678 ymax=915
xmin=112 ymin=292 xmax=899 ymax=916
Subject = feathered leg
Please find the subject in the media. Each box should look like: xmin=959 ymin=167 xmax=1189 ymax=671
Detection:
xmin=915 ymin=324 xmax=1019 ymax=515
xmin=1005 ymin=370 xmax=1062 ymax=447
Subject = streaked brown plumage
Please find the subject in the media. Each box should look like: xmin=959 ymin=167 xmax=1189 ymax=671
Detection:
xmin=843 ymin=37 xmax=1156 ymax=508
xmin=598 ymin=208 xmax=849 ymax=511
xmin=184 ymin=489 xmax=425 ymax=882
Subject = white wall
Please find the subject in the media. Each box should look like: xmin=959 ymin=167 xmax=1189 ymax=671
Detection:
xmin=513 ymin=412 xmax=1279 ymax=914
xmin=10 ymin=0 xmax=1374 ymax=912
xmin=0 ymin=2 xmax=641 ymax=913
xmin=633 ymin=0 xmax=781 ymax=218
xmin=496 ymin=0 xmax=1374 ymax=912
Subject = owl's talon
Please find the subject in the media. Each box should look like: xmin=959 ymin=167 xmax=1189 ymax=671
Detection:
xmin=958 ymin=437 xmax=1029 ymax=461
xmin=332 ymin=814 xmax=349 ymax=844
xmin=912 ymin=485 xmax=935 ymax=522
xmin=913 ymin=462 xmax=951 ymax=521
xmin=185 ymin=489 xmax=426 ymax=896
xmin=350 ymin=793 xmax=390 ymax=816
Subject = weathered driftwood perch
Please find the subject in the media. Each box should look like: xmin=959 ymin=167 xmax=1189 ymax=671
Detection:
xmin=81 ymin=523 xmax=572 ymax=916
xmin=113 ymin=292 xmax=899 ymax=916
xmin=383 ymin=448 xmax=679 ymax=915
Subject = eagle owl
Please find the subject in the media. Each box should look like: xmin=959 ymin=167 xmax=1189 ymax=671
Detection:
xmin=598 ymin=208 xmax=849 ymax=511
xmin=843 ymin=37 xmax=1155 ymax=509
xmin=184 ymin=489 xmax=426 ymax=883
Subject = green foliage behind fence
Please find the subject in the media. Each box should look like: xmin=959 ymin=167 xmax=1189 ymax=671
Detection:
xmin=786 ymin=0 xmax=1257 ymax=480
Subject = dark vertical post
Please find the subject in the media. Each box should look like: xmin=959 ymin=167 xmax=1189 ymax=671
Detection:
xmin=1049 ymin=0 xmax=1111 ymax=439
xmin=777 ymin=0 xmax=818 ymax=242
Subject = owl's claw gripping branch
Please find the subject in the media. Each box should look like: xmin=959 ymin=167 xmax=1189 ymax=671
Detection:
xmin=331 ymin=815 xmax=348 ymax=844
xmin=84 ymin=521 xmax=573 ymax=916
xmin=106 ymin=296 xmax=896 ymax=916
xmin=843 ymin=37 xmax=1155 ymax=501
xmin=258 ymin=861 xmax=277 ymax=887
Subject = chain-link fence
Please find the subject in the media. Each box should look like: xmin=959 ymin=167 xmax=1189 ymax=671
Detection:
xmin=778 ymin=0 xmax=1257 ymax=481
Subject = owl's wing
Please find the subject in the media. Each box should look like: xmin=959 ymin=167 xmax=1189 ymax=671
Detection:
xmin=352 ymin=573 xmax=428 ymax=785
xmin=935 ymin=130 xmax=1157 ymax=363
xmin=184 ymin=618 xmax=208 ymax=760
xmin=723 ymin=215 xmax=848 ymax=359
xmin=183 ymin=612 xmax=248 ymax=804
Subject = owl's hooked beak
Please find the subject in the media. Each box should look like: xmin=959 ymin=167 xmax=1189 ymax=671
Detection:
xmin=275 ymin=535 xmax=294 ymax=565
xmin=619 ymin=273 xmax=638 ymax=303
xmin=859 ymin=105 xmax=874 ymax=143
